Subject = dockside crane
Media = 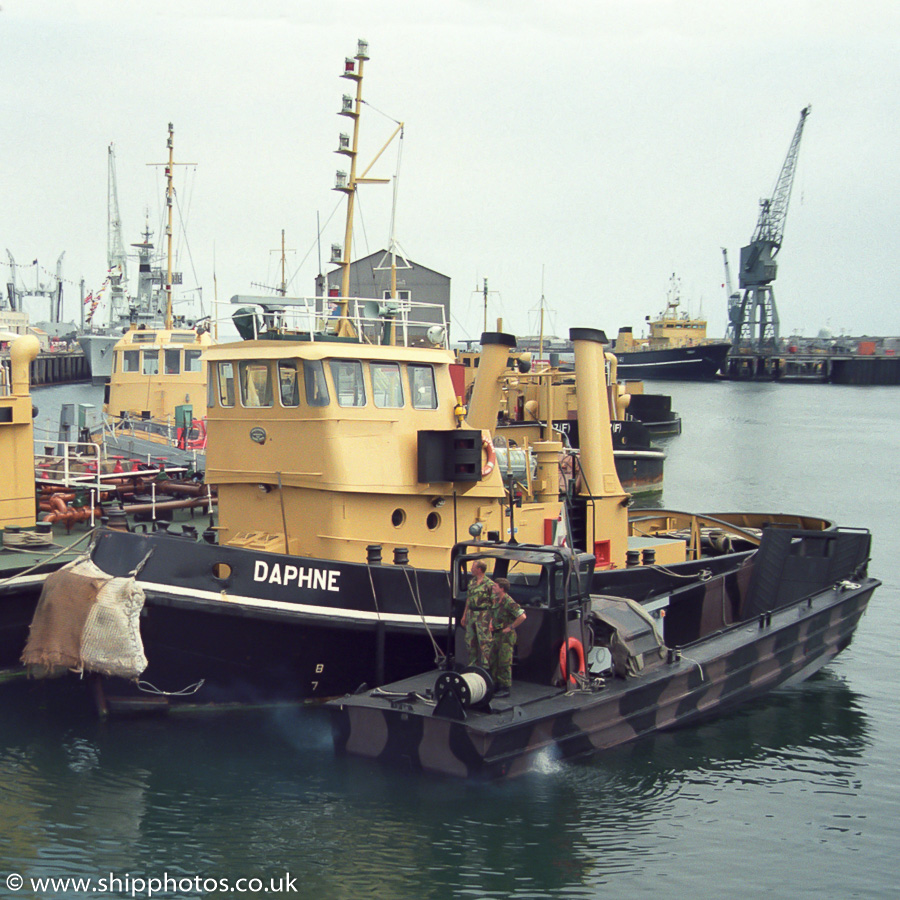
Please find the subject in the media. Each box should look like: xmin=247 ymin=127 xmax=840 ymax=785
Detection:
xmin=726 ymin=106 xmax=810 ymax=352
xmin=106 ymin=143 xmax=129 ymax=323
xmin=721 ymin=247 xmax=741 ymax=334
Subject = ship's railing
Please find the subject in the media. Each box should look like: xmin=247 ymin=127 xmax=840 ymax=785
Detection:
xmin=33 ymin=438 xmax=214 ymax=525
xmin=98 ymin=414 xmax=207 ymax=465
xmin=33 ymin=439 xmax=188 ymax=491
xmin=226 ymin=294 xmax=450 ymax=348
xmin=102 ymin=412 xmax=177 ymax=446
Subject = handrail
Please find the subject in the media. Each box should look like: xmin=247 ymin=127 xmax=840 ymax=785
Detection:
xmin=225 ymin=294 xmax=449 ymax=348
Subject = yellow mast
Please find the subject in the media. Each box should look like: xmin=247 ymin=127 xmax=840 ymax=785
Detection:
xmin=332 ymin=40 xmax=398 ymax=339
xmin=164 ymin=123 xmax=175 ymax=329
xmin=149 ymin=122 xmax=194 ymax=330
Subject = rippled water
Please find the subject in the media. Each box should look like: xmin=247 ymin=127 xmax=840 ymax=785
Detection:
xmin=2 ymin=381 xmax=898 ymax=899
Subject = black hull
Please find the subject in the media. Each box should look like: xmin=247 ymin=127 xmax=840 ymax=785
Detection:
xmin=614 ymin=451 xmax=664 ymax=494
xmin=624 ymin=392 xmax=682 ymax=435
xmin=3 ymin=528 xmax=755 ymax=712
xmin=616 ymin=343 xmax=730 ymax=380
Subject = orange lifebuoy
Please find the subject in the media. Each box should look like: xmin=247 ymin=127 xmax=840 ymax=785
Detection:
xmin=559 ymin=637 xmax=586 ymax=685
xmin=187 ymin=417 xmax=207 ymax=450
xmin=176 ymin=418 xmax=207 ymax=451
xmin=481 ymin=434 xmax=496 ymax=478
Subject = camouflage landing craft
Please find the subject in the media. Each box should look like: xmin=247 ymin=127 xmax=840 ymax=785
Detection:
xmin=329 ymin=533 xmax=879 ymax=780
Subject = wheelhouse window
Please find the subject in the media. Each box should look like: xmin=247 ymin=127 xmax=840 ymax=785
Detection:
xmin=122 ymin=349 xmax=140 ymax=373
xmin=409 ymin=364 xmax=438 ymax=409
xmin=164 ymin=349 xmax=180 ymax=375
xmin=239 ymin=361 xmax=273 ymax=408
xmin=217 ymin=362 xmax=235 ymax=407
xmin=371 ymin=362 xmax=404 ymax=408
xmin=185 ymin=349 xmax=203 ymax=373
xmin=278 ymin=361 xmax=300 ymax=407
xmin=142 ymin=349 xmax=159 ymax=376
xmin=330 ymin=359 xmax=366 ymax=407
xmin=303 ymin=360 xmax=330 ymax=407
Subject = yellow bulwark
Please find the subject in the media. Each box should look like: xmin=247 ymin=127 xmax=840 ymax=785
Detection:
xmin=0 ymin=335 xmax=41 ymax=528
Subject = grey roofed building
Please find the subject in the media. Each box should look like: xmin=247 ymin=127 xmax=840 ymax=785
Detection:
xmin=317 ymin=249 xmax=451 ymax=342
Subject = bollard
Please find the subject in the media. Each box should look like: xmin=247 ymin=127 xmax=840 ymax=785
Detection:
xmin=393 ymin=547 xmax=409 ymax=566
xmin=366 ymin=544 xmax=383 ymax=565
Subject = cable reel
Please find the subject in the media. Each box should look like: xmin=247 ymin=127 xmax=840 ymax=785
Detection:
xmin=433 ymin=665 xmax=494 ymax=720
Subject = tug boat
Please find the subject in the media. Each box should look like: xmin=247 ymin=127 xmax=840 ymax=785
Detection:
xmin=329 ymin=533 xmax=878 ymax=779
xmin=12 ymin=322 xmax=860 ymax=715
xmin=96 ymin=321 xmax=211 ymax=469
xmin=457 ymin=348 xmax=666 ymax=495
xmin=91 ymin=124 xmax=212 ymax=471
xmin=0 ymin=334 xmax=212 ymax=677
xmin=0 ymin=335 xmax=83 ymax=665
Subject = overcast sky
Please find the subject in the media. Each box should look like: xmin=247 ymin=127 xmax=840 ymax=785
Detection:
xmin=2 ymin=1 xmax=897 ymax=343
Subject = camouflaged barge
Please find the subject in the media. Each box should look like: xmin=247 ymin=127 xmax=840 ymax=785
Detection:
xmin=329 ymin=532 xmax=878 ymax=779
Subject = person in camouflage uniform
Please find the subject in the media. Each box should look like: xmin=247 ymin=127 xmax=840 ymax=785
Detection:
xmin=461 ymin=560 xmax=494 ymax=668
xmin=488 ymin=577 xmax=526 ymax=697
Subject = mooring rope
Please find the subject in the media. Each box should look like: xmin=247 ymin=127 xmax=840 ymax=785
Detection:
xmin=136 ymin=678 xmax=206 ymax=697
xmin=402 ymin=565 xmax=446 ymax=660
xmin=0 ymin=529 xmax=94 ymax=586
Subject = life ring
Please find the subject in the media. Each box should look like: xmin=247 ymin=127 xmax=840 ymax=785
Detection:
xmin=176 ymin=418 xmax=207 ymax=450
xmin=559 ymin=637 xmax=586 ymax=685
xmin=481 ymin=434 xmax=496 ymax=478
xmin=187 ymin=417 xmax=207 ymax=450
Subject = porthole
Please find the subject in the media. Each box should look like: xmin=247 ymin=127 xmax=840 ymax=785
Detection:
xmin=426 ymin=512 xmax=441 ymax=531
xmin=212 ymin=562 xmax=232 ymax=581
xmin=391 ymin=508 xmax=406 ymax=528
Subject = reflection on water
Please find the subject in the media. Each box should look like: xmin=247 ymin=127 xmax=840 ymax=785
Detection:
xmin=0 ymin=670 xmax=871 ymax=899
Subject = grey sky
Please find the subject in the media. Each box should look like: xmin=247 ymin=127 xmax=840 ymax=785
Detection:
xmin=2 ymin=0 xmax=897 ymax=343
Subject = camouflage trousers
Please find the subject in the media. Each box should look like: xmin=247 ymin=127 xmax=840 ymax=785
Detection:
xmin=465 ymin=609 xmax=493 ymax=668
xmin=490 ymin=633 xmax=515 ymax=688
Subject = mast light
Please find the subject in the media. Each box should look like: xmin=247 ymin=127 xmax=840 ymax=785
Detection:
xmin=330 ymin=244 xmax=343 ymax=263
xmin=356 ymin=39 xmax=369 ymax=60
xmin=334 ymin=170 xmax=348 ymax=190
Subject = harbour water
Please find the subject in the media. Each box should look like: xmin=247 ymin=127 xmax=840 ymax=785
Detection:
xmin=2 ymin=380 xmax=898 ymax=899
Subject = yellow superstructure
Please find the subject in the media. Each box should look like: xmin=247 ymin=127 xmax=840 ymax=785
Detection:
xmin=0 ymin=335 xmax=41 ymax=528
xmin=104 ymin=326 xmax=211 ymax=424
xmin=200 ymin=326 xmax=678 ymax=571
xmin=204 ymin=335 xmax=566 ymax=568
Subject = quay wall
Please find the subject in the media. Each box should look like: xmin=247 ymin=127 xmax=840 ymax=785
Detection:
xmin=0 ymin=349 xmax=90 ymax=386
xmin=724 ymin=352 xmax=900 ymax=385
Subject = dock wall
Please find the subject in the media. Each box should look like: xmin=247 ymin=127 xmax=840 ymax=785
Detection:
xmin=0 ymin=350 xmax=91 ymax=386
xmin=724 ymin=353 xmax=900 ymax=385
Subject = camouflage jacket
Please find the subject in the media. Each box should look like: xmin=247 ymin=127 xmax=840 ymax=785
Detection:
xmin=466 ymin=576 xmax=495 ymax=611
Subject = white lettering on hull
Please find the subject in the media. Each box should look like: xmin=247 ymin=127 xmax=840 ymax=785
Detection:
xmin=253 ymin=560 xmax=341 ymax=593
